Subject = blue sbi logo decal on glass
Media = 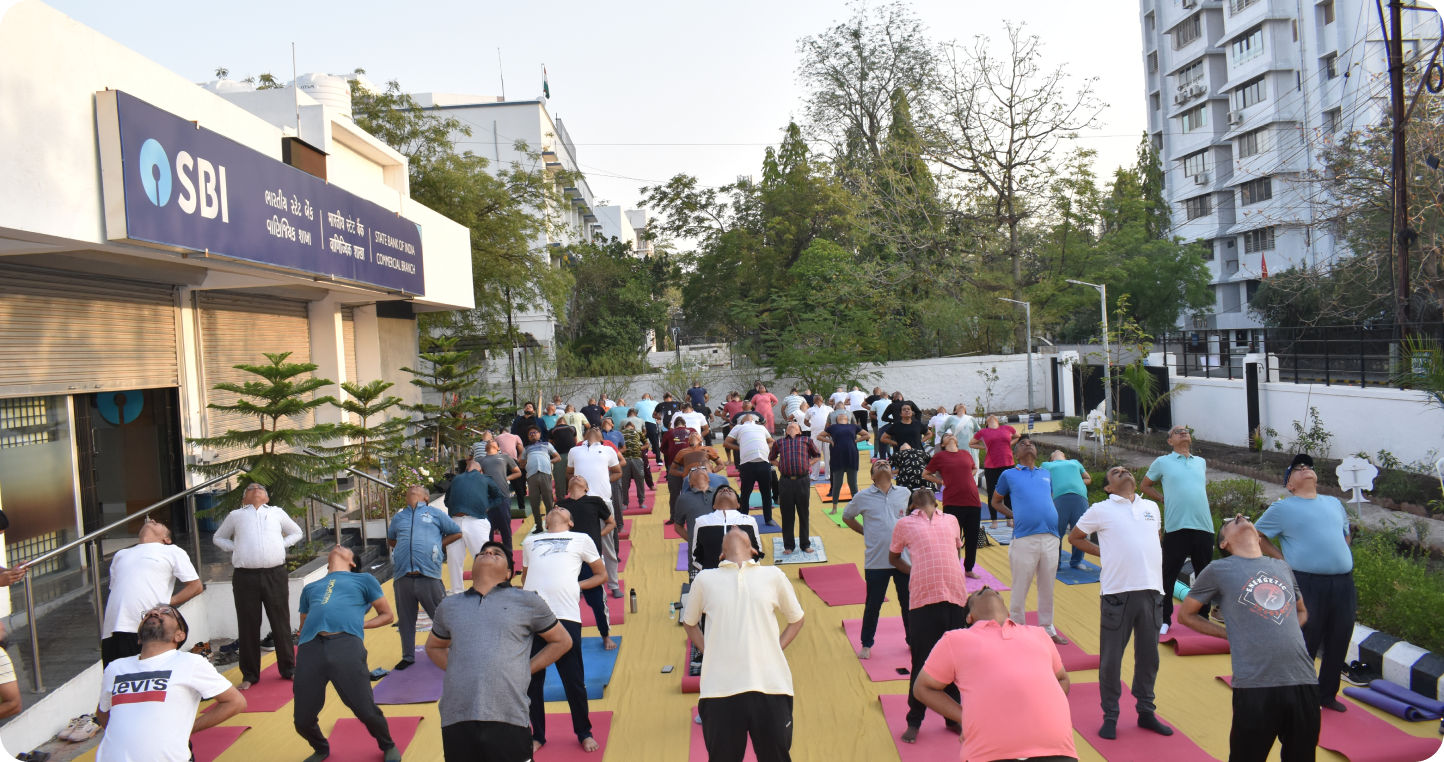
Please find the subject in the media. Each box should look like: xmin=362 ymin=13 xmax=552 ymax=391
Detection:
xmin=139 ymin=138 xmax=171 ymax=207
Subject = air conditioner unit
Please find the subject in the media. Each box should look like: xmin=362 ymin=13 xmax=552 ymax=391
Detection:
xmin=1190 ymin=83 xmax=1207 ymax=96
xmin=1182 ymin=0 xmax=1198 ymax=8
xmin=1195 ymin=172 xmax=1210 ymax=185
xmin=1174 ymin=92 xmax=1188 ymax=105
xmin=1228 ymin=110 xmax=1243 ymax=125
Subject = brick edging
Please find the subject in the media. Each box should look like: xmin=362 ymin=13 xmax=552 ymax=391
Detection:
xmin=1350 ymin=623 xmax=1444 ymax=701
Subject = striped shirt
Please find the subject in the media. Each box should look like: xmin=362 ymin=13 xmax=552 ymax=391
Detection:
xmin=769 ymin=435 xmax=820 ymax=477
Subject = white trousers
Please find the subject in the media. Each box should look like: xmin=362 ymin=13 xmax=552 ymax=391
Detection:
xmin=1008 ymin=532 xmax=1060 ymax=633
xmin=445 ymin=515 xmax=493 ymax=594
xmin=812 ymin=436 xmax=831 ymax=479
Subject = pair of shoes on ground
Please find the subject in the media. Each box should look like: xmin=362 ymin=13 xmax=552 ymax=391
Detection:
xmin=59 ymin=714 xmax=100 ymax=742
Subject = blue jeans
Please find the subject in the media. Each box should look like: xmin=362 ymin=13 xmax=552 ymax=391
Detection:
xmin=1054 ymin=492 xmax=1089 ymax=566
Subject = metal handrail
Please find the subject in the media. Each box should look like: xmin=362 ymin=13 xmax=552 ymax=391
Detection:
xmin=19 ymin=469 xmax=242 ymax=693
xmin=344 ymin=467 xmax=395 ymax=489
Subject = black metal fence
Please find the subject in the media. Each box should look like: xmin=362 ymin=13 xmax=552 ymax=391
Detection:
xmin=1160 ymin=324 xmax=1444 ymax=387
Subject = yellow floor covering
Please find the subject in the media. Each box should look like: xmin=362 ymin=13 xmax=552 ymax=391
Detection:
xmin=79 ymin=465 xmax=1442 ymax=762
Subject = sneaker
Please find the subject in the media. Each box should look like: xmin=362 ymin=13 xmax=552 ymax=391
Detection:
xmin=56 ymin=716 xmax=83 ymax=742
xmin=260 ymin=633 xmax=276 ymax=652
xmin=1342 ymin=660 xmax=1381 ymax=686
xmin=67 ymin=715 xmax=101 ymax=742
xmin=1159 ymin=623 xmax=1170 ymax=636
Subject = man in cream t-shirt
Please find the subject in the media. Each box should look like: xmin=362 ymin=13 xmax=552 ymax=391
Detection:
xmin=101 ymin=519 xmax=203 ymax=666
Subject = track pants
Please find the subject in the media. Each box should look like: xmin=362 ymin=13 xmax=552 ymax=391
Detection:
xmin=776 ymin=475 xmax=811 ymax=551
xmin=293 ymin=633 xmax=395 ymax=756
xmin=1295 ymin=570 xmax=1357 ymax=703
xmin=441 ymin=721 xmax=531 ymax=762
xmin=527 ymin=472 xmax=555 ymax=527
xmin=738 ymin=461 xmax=774 ymax=525
xmin=905 ymin=601 xmax=969 ymax=728
xmin=579 ymin=563 xmax=609 ymax=638
xmin=1161 ymin=528 xmax=1216 ymax=621
xmin=828 ymin=469 xmax=858 ymax=508
xmin=395 ymin=575 xmax=445 ymax=660
xmin=1054 ymin=493 xmax=1089 ymax=567
xmin=983 ymin=466 xmax=1010 ymax=521
xmin=1098 ymin=589 xmax=1163 ymax=722
xmin=621 ymin=458 xmax=648 ymax=508
xmin=698 ymin=691 xmax=793 ymax=762
xmin=943 ymin=505 xmax=982 ymax=572
xmin=1229 ymin=684 xmax=1321 ymax=762
xmin=527 ymin=619 xmax=591 ymax=745
xmin=861 ymin=568 xmax=910 ymax=648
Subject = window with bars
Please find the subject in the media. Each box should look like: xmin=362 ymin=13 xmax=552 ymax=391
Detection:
xmin=1175 ymin=15 xmax=1203 ymax=49
xmin=1149 ymin=51 xmax=1159 ymax=73
xmin=1323 ymin=53 xmax=1339 ymax=79
xmin=0 ymin=397 xmax=60 ymax=449
xmin=1243 ymin=226 xmax=1276 ymax=252
xmin=1228 ymin=0 xmax=1261 ymax=14
xmin=1185 ymin=195 xmax=1214 ymax=219
xmin=1235 ymin=76 xmax=1266 ymax=109
xmin=1182 ymin=104 xmax=1208 ymax=132
xmin=1183 ymin=151 xmax=1210 ymax=176
xmin=1178 ymin=60 xmax=1204 ymax=86
xmin=1240 ymin=177 xmax=1273 ymax=205
xmin=1232 ymin=26 xmax=1265 ymax=64
xmin=1237 ymin=127 xmax=1268 ymax=157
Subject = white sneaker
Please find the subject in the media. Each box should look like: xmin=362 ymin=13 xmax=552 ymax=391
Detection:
xmin=57 ymin=716 xmax=83 ymax=742
xmin=1159 ymin=623 xmax=1170 ymax=636
xmin=65 ymin=714 xmax=100 ymax=742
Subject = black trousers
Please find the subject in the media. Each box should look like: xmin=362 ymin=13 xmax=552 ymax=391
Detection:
xmin=510 ymin=475 xmax=527 ymax=517
xmin=698 ymin=691 xmax=793 ymax=762
xmin=667 ymin=474 xmax=683 ymax=512
xmin=1161 ymin=528 xmax=1215 ymax=621
xmin=1099 ymin=590 xmax=1162 ymax=721
xmin=861 ymin=569 xmax=910 ymax=648
xmin=101 ymin=631 xmax=141 ymax=667
xmin=528 ymin=619 xmax=591 ymax=744
xmin=293 ymin=633 xmax=395 ymax=755
xmin=828 ymin=469 xmax=858 ymax=507
xmin=488 ymin=504 xmax=512 ymax=549
xmin=777 ymin=475 xmax=811 ymax=551
xmin=579 ymin=564 xmax=609 ymax=638
xmin=441 ymin=720 xmax=532 ymax=762
xmin=646 ymin=423 xmax=663 ymax=466
xmin=1230 ymin=684 xmax=1321 ymax=762
xmin=738 ymin=462 xmax=774 ymax=524
xmin=1295 ymin=571 xmax=1357 ymax=703
xmin=943 ymin=505 xmax=983 ymax=572
xmin=983 ymin=466 xmax=1010 ymax=521
xmin=233 ymin=565 xmax=295 ymax=683
xmin=905 ymin=601 xmax=970 ymax=728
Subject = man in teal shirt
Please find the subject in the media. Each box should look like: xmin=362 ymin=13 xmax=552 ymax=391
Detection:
xmin=1141 ymin=424 xmax=1214 ymax=631
xmin=606 ymin=399 xmax=632 ymax=431
xmin=1041 ymin=451 xmax=1091 ymax=569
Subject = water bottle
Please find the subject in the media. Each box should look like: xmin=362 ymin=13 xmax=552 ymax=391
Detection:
xmin=629 ymin=588 xmax=638 ymax=614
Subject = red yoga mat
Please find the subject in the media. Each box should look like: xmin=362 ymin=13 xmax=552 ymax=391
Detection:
xmin=213 ymin=662 xmax=293 ymax=713
xmin=1064 ymin=681 xmax=1216 ymax=762
xmin=623 ymin=491 xmax=657 ymax=515
xmin=618 ymin=519 xmax=633 ymax=540
xmin=617 ymin=540 xmax=632 ymax=572
xmin=665 ymin=522 xmax=685 ymax=540
xmin=535 ymin=711 xmax=614 ymax=760
xmin=1217 ymin=677 xmax=1442 ymax=762
xmin=878 ymin=694 xmax=961 ymax=762
xmin=681 ymin=641 xmax=700 ymax=693
xmin=326 ymin=716 xmax=422 ymax=762
xmin=580 ymin=578 xmax=625 ymax=627
xmin=190 ymin=725 xmax=249 ymax=762
xmin=1024 ymin=612 xmax=1101 ymax=672
xmin=688 ymin=706 xmax=757 ymax=761
xmin=1159 ymin=611 xmax=1230 ymax=655
xmin=799 ymin=563 xmax=871 ymax=606
xmin=842 ymin=617 xmax=911 ymax=682
xmin=511 ymin=518 xmax=524 ymax=533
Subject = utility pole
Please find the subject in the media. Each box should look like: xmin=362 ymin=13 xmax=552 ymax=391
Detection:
xmin=1387 ymin=0 xmax=1412 ymax=334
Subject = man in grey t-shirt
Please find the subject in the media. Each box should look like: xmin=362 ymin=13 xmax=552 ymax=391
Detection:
xmin=841 ymin=460 xmax=912 ymax=659
xmin=426 ymin=541 xmax=570 ymax=761
xmin=1180 ymin=515 xmax=1318 ymax=762
xmin=478 ymin=447 xmax=522 ymax=547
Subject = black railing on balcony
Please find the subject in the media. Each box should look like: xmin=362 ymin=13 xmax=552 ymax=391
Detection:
xmin=1160 ymin=324 xmax=1444 ymax=387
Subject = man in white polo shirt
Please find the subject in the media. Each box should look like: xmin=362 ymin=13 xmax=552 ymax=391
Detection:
xmin=724 ymin=413 xmax=775 ymax=526
xmin=806 ymin=395 xmax=835 ymax=480
xmin=1068 ymin=466 xmax=1175 ymax=741
xmin=683 ymin=527 xmax=806 ymax=762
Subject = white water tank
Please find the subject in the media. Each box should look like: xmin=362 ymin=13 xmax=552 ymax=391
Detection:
xmin=291 ymin=73 xmax=352 ymax=118
xmin=199 ymin=79 xmax=254 ymax=94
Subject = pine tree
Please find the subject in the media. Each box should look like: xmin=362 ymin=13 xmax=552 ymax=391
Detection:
xmin=401 ymin=337 xmax=508 ymax=461
xmin=334 ymin=379 xmax=409 ymax=471
xmin=190 ymin=352 xmax=350 ymax=517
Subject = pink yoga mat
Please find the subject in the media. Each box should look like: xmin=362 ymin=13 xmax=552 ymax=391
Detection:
xmin=665 ymin=522 xmax=684 ymax=540
xmin=580 ymin=578 xmax=625 ymax=627
xmin=327 ymin=716 xmax=422 ymax=762
xmin=535 ymin=711 xmax=614 ymax=760
xmin=842 ymin=617 xmax=911 ymax=682
xmin=1217 ymin=677 xmax=1442 ymax=762
xmin=617 ymin=540 xmax=632 ymax=572
xmin=214 ymin=663 xmax=292 ymax=713
xmin=963 ymin=563 xmax=1010 ymax=593
xmin=680 ymin=641 xmax=699 ymax=693
xmin=1065 ymin=681 xmax=1215 ymax=762
xmin=1159 ymin=611 xmax=1230 ymax=655
xmin=511 ymin=518 xmax=524 ymax=532
xmin=618 ymin=519 xmax=633 ymax=540
xmin=1024 ymin=612 xmax=1100 ymax=671
xmin=689 ymin=706 xmax=757 ymax=761
xmin=190 ymin=725 xmax=250 ymax=762
xmin=878 ymin=694 xmax=960 ymax=762
xmin=623 ymin=492 xmax=656 ymax=515
xmin=676 ymin=543 xmax=690 ymax=571
xmin=799 ymin=563 xmax=871 ymax=606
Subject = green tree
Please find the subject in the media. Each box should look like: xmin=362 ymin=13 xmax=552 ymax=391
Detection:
xmin=189 ymin=353 xmax=349 ymax=517
xmin=401 ymin=337 xmax=507 ymax=461
xmin=334 ymin=379 xmax=409 ymax=471
xmin=556 ymin=237 xmax=676 ymax=372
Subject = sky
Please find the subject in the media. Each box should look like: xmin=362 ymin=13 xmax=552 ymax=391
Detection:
xmin=48 ymin=0 xmax=1149 ymax=216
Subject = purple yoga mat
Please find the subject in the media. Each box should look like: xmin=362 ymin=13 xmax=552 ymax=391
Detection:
xmin=1343 ymin=687 xmax=1440 ymax=722
xmin=1370 ymin=679 xmax=1444 ymax=717
xmin=676 ymin=543 xmax=689 ymax=571
xmin=373 ymin=647 xmax=444 ymax=704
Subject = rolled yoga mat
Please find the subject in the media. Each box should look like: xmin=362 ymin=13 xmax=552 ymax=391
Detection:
xmin=373 ymin=646 xmax=444 ymax=704
xmin=1368 ymin=679 xmax=1444 ymax=718
xmin=1343 ymin=687 xmax=1437 ymax=721
xmin=1158 ymin=611 xmax=1230 ymax=655
xmin=544 ymin=636 xmax=622 ymax=701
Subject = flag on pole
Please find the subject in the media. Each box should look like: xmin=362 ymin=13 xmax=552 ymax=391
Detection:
xmin=542 ymin=65 xmax=550 ymax=99
xmin=1260 ymin=250 xmax=1269 ymax=278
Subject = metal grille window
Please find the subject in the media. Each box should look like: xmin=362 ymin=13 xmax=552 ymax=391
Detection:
xmin=10 ymin=531 xmax=62 ymax=576
xmin=1240 ymin=177 xmax=1273 ymax=205
xmin=1235 ymin=77 xmax=1267 ymax=109
xmin=1323 ymin=53 xmax=1339 ymax=79
xmin=0 ymin=397 xmax=58 ymax=448
xmin=1178 ymin=60 xmax=1204 ymax=86
xmin=1174 ymin=15 xmax=1203 ymax=49
xmin=1185 ymin=195 xmax=1213 ymax=219
xmin=1228 ymin=0 xmax=1260 ymax=14
xmin=1182 ymin=104 xmax=1209 ymax=132
xmin=1232 ymin=26 xmax=1265 ymax=64
xmin=1149 ymin=51 xmax=1159 ymax=73
xmin=1243 ymin=226 xmax=1276 ymax=252
xmin=1183 ymin=151 xmax=1211 ymax=176
xmin=1237 ymin=127 xmax=1268 ymax=157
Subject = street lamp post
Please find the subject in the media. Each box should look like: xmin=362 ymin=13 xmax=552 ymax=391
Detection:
xmin=999 ymin=298 xmax=1033 ymax=429
xmin=1066 ymin=279 xmax=1111 ymax=419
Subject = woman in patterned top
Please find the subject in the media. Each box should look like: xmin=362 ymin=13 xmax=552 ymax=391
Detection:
xmin=890 ymin=442 xmax=930 ymax=490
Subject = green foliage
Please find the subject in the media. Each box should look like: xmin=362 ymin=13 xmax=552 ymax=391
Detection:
xmin=1059 ymin=416 xmax=1084 ymax=434
xmin=401 ymin=337 xmax=508 ymax=461
xmin=1353 ymin=530 xmax=1444 ymax=654
xmin=1119 ymin=362 xmax=1190 ymax=434
xmin=334 ymin=379 xmax=408 ymax=471
xmin=385 ymin=446 xmax=449 ymax=510
xmin=1286 ymin=407 xmax=1334 ymax=459
xmin=557 ymin=237 xmax=675 ymax=367
xmin=1392 ymin=335 xmax=1444 ymax=414
xmin=1205 ymin=479 xmax=1267 ymax=530
xmin=188 ymin=352 xmax=350 ymax=517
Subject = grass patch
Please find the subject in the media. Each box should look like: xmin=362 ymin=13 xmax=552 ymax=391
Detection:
xmin=1353 ymin=529 xmax=1444 ymax=654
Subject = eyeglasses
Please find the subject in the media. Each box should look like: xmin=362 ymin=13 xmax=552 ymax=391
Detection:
xmin=145 ymin=605 xmax=179 ymax=618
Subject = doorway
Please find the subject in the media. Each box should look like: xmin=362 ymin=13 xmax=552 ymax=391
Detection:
xmin=73 ymin=388 xmax=186 ymax=552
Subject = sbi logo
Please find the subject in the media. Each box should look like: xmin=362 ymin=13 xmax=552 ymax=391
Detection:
xmin=138 ymin=138 xmax=229 ymax=222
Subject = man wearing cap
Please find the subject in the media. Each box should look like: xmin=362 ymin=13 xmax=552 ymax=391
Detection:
xmin=1255 ymin=453 xmax=1355 ymax=713
xmin=1140 ymin=424 xmax=1216 ymax=632
xmin=843 ymin=460 xmax=912 ymax=659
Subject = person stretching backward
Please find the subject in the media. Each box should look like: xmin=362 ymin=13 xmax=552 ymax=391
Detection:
xmin=1140 ymin=424 xmax=1215 ymax=632
xmin=990 ymin=437 xmax=1070 ymax=645
xmin=1180 ymin=515 xmax=1319 ymax=762
xmin=388 ymin=485 xmax=463 ymax=671
xmin=912 ymin=587 xmax=1076 ymax=762
xmin=101 ymin=518 xmax=203 ymax=667
xmin=843 ymin=460 xmax=912 ymax=660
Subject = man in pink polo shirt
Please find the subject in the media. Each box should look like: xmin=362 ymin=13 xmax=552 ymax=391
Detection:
xmin=889 ymin=488 xmax=969 ymax=744
xmin=914 ymin=588 xmax=1076 ymax=762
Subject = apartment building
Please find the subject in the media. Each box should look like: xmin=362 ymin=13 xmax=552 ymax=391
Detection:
xmin=1139 ymin=0 xmax=1437 ymax=329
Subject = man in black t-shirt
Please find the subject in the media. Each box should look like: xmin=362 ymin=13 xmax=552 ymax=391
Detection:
xmin=511 ymin=402 xmax=547 ymax=443
xmin=579 ymin=399 xmax=605 ymax=430
xmin=557 ymin=477 xmax=618 ymax=650
xmin=652 ymin=394 xmax=681 ymax=459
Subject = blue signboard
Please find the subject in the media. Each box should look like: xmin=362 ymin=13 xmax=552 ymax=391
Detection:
xmin=97 ymin=90 xmax=425 ymax=295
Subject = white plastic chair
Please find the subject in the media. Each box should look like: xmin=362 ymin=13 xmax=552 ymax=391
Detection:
xmin=1076 ymin=401 xmax=1107 ymax=450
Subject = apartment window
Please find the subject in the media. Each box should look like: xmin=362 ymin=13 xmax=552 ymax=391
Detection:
xmin=1178 ymin=60 xmax=1204 ymax=86
xmin=1182 ymin=104 xmax=1209 ymax=132
xmin=1243 ymin=226 xmax=1276 ymax=252
xmin=1228 ymin=0 xmax=1261 ymax=14
xmin=1149 ymin=51 xmax=1159 ymax=73
xmin=1292 ymin=19 xmax=1299 ymax=41
xmin=1182 ymin=150 xmax=1211 ymax=176
xmin=1185 ymin=195 xmax=1214 ymax=219
xmin=1237 ymin=126 xmax=1269 ymax=157
xmin=1202 ymin=240 xmax=1217 ymax=260
xmin=1175 ymin=15 xmax=1203 ymax=49
xmin=1324 ymin=107 xmax=1343 ymax=132
xmin=1232 ymin=26 xmax=1265 ymax=64
xmin=1235 ymin=77 xmax=1267 ymax=109
xmin=1240 ymin=177 xmax=1273 ymax=205
xmin=1246 ymin=279 xmax=1262 ymax=301
xmin=1147 ymin=12 xmax=1156 ymax=31
xmin=1321 ymin=0 xmax=1335 ymax=24
xmin=1323 ymin=53 xmax=1339 ymax=79
xmin=1153 ymin=93 xmax=1162 ymax=112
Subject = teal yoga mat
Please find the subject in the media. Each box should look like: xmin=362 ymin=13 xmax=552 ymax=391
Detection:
xmin=1055 ymin=558 xmax=1102 ymax=585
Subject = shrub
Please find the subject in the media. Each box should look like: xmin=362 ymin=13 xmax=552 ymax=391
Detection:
xmin=1060 ymin=416 xmax=1084 ymax=434
xmin=1352 ymin=530 xmax=1444 ymax=654
xmin=1207 ymin=478 xmax=1267 ymax=530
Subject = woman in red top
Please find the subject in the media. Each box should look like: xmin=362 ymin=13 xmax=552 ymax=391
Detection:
xmin=923 ymin=434 xmax=984 ymax=577
xmin=968 ymin=415 xmax=1019 ymax=528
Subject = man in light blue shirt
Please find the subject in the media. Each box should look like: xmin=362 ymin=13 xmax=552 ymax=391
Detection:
xmin=1256 ymin=453 xmax=1354 ymax=712
xmin=841 ymin=461 xmax=912 ymax=658
xmin=632 ymin=394 xmax=660 ymax=470
xmin=991 ymin=438 xmax=1068 ymax=644
xmin=387 ymin=485 xmax=462 ymax=670
xmin=1141 ymin=424 xmax=1215 ymax=629
xmin=870 ymin=394 xmax=895 ymax=458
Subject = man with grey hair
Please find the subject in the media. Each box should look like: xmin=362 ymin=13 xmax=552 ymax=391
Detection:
xmin=213 ymin=483 xmax=304 ymax=690
xmin=387 ymin=485 xmax=462 ymax=671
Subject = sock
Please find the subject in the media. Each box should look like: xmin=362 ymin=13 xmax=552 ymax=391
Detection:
xmin=1138 ymin=713 xmax=1174 ymax=735
xmin=382 ymin=746 xmax=402 ymax=762
xmin=1098 ymin=719 xmax=1117 ymax=740
xmin=1322 ymin=697 xmax=1349 ymax=712
xmin=393 ymin=659 xmax=414 ymax=670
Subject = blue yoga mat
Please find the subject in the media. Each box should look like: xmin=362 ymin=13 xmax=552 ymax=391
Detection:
xmin=756 ymin=519 xmax=782 ymax=534
xmin=1055 ymin=559 xmax=1102 ymax=585
xmin=544 ymin=636 xmax=621 ymax=701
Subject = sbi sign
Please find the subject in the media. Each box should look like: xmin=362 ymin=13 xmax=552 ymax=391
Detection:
xmin=138 ymin=138 xmax=229 ymax=222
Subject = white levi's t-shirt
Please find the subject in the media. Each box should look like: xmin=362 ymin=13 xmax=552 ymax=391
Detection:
xmin=568 ymin=443 xmax=619 ymax=505
xmin=1074 ymin=494 xmax=1165 ymax=596
xmin=521 ymin=531 xmax=600 ymax=622
xmin=102 ymin=544 xmax=199 ymax=637
xmin=98 ymin=649 xmax=234 ymax=762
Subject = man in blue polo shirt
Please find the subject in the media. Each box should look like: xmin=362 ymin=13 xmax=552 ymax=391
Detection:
xmin=991 ymin=437 xmax=1069 ymax=645
xmin=293 ymin=545 xmax=398 ymax=762
xmin=387 ymin=485 xmax=462 ymax=671
xmin=1256 ymin=453 xmax=1355 ymax=713
xmin=1140 ymin=424 xmax=1214 ymax=632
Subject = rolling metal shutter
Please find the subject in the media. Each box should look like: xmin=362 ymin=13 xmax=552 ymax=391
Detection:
xmin=197 ymin=291 xmax=312 ymax=461
xmin=0 ymin=263 xmax=179 ymax=398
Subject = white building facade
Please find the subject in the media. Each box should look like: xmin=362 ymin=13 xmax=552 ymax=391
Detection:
xmin=1139 ymin=0 xmax=1437 ymax=329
